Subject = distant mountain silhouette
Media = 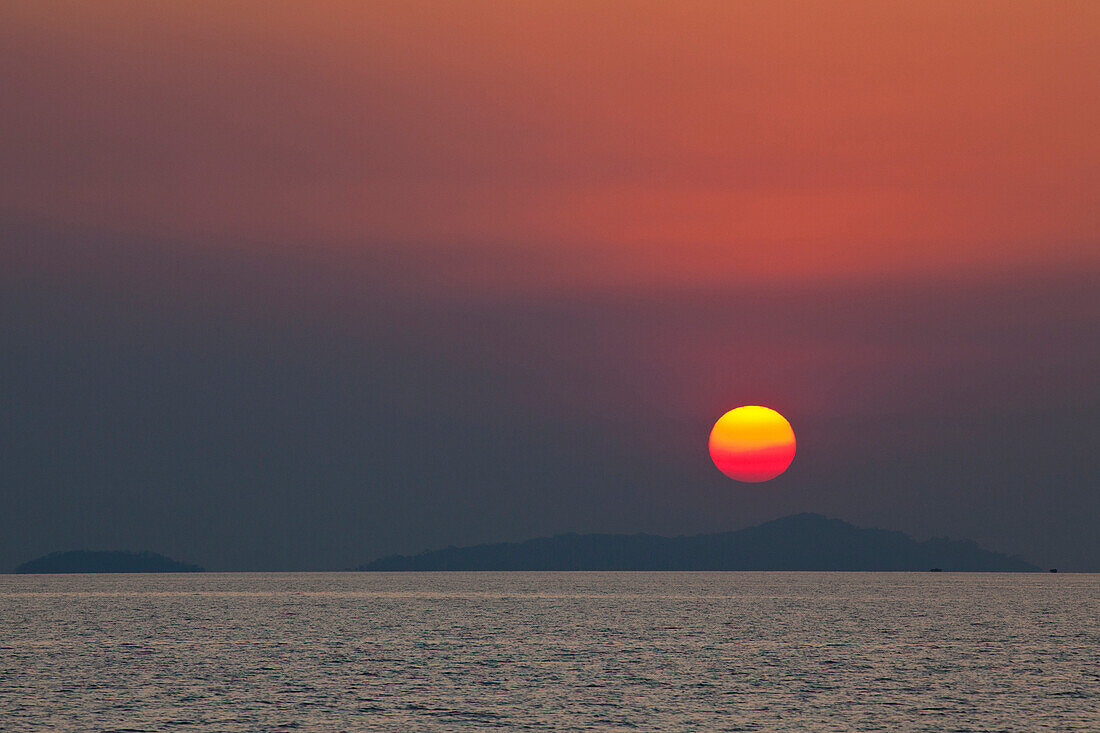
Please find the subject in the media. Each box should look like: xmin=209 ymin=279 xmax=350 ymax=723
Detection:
xmin=358 ymin=514 xmax=1038 ymax=571
xmin=15 ymin=550 xmax=202 ymax=574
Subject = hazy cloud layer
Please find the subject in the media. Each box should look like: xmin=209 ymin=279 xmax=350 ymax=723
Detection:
xmin=3 ymin=223 xmax=1097 ymax=570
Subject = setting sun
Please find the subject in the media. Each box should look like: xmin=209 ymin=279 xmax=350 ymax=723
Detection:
xmin=709 ymin=406 xmax=796 ymax=482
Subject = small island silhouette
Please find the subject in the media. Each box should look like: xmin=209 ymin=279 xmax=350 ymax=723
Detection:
xmin=15 ymin=550 xmax=202 ymax=574
xmin=359 ymin=514 xmax=1038 ymax=572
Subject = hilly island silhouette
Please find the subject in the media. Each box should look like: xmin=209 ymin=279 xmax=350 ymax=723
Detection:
xmin=13 ymin=516 xmax=1039 ymax=573
xmin=15 ymin=550 xmax=203 ymax=574
xmin=359 ymin=514 xmax=1038 ymax=572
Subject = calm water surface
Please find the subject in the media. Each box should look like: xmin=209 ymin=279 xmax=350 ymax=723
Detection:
xmin=1 ymin=572 xmax=1097 ymax=731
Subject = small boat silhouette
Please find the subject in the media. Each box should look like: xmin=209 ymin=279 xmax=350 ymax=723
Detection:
xmin=929 ymin=568 xmax=943 ymax=572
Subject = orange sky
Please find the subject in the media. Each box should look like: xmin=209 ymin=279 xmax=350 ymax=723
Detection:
xmin=2 ymin=1 xmax=1097 ymax=289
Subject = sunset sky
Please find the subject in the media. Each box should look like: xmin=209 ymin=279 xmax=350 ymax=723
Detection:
xmin=2 ymin=1 xmax=1098 ymax=570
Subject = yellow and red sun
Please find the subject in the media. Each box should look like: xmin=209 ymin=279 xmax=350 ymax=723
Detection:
xmin=709 ymin=406 xmax=796 ymax=482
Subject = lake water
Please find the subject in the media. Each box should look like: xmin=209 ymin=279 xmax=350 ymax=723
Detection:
xmin=1 ymin=572 xmax=1097 ymax=731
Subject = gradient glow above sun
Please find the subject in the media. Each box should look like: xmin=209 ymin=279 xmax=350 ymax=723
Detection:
xmin=709 ymin=406 xmax=796 ymax=482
